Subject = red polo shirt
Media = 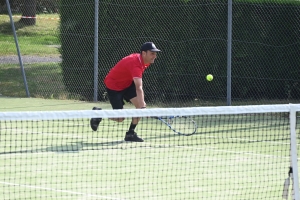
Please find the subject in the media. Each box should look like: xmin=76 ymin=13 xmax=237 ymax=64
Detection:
xmin=104 ymin=53 xmax=150 ymax=91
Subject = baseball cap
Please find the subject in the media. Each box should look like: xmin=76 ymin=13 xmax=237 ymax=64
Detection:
xmin=140 ymin=42 xmax=161 ymax=52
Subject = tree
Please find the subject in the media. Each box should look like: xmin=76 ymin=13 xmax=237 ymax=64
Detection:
xmin=20 ymin=0 xmax=36 ymax=25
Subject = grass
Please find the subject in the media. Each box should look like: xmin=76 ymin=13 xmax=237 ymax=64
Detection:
xmin=0 ymin=14 xmax=60 ymax=56
xmin=0 ymin=97 xmax=111 ymax=112
xmin=0 ymin=62 xmax=66 ymax=98
xmin=0 ymin=14 xmax=87 ymax=100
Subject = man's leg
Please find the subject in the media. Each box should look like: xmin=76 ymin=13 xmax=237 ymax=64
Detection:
xmin=90 ymin=88 xmax=125 ymax=132
xmin=106 ymin=88 xmax=125 ymax=122
xmin=90 ymin=107 xmax=102 ymax=131
xmin=123 ymin=83 xmax=144 ymax=142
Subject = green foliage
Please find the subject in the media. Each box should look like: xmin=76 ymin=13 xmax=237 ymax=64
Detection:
xmin=0 ymin=0 xmax=59 ymax=14
xmin=234 ymin=0 xmax=300 ymax=4
xmin=59 ymin=1 xmax=94 ymax=100
xmin=231 ymin=3 xmax=300 ymax=99
xmin=96 ymin=0 xmax=228 ymax=103
xmin=59 ymin=0 xmax=300 ymax=102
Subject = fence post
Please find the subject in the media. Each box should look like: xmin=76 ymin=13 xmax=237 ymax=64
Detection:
xmin=227 ymin=0 xmax=232 ymax=106
xmin=93 ymin=0 xmax=99 ymax=102
xmin=5 ymin=0 xmax=30 ymax=97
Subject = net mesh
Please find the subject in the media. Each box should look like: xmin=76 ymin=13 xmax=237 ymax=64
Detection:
xmin=0 ymin=105 xmax=299 ymax=199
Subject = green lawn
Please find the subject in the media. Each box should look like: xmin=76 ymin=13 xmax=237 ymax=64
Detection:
xmin=0 ymin=14 xmax=60 ymax=56
xmin=0 ymin=63 xmax=65 ymax=98
xmin=0 ymin=14 xmax=65 ymax=99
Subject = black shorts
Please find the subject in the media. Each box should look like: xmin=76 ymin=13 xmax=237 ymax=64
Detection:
xmin=106 ymin=82 xmax=136 ymax=109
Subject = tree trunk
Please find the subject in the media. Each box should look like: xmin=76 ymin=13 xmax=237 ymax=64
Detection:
xmin=20 ymin=0 xmax=36 ymax=25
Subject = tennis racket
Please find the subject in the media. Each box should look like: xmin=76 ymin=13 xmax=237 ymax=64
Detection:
xmin=153 ymin=116 xmax=197 ymax=136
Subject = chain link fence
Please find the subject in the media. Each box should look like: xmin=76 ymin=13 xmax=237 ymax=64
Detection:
xmin=1 ymin=0 xmax=299 ymax=106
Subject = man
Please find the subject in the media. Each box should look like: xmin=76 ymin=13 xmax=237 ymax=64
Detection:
xmin=90 ymin=42 xmax=161 ymax=142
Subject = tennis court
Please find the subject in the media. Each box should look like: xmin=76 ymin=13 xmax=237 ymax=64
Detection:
xmin=0 ymin=102 xmax=297 ymax=199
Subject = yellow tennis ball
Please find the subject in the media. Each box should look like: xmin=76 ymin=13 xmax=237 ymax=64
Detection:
xmin=206 ymin=74 xmax=213 ymax=81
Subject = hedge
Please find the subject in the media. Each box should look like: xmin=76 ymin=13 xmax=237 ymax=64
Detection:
xmin=59 ymin=0 xmax=300 ymax=102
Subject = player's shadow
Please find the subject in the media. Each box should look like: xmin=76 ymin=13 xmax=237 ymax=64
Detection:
xmin=44 ymin=140 xmax=126 ymax=153
xmin=0 ymin=140 xmax=126 ymax=155
xmin=0 ymin=121 xmax=287 ymax=155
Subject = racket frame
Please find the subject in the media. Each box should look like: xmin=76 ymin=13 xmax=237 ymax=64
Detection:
xmin=153 ymin=116 xmax=197 ymax=136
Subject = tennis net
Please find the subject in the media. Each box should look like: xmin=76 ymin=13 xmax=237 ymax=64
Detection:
xmin=0 ymin=104 xmax=299 ymax=200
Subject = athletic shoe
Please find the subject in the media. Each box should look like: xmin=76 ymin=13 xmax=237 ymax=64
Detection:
xmin=90 ymin=107 xmax=102 ymax=131
xmin=124 ymin=131 xmax=144 ymax=142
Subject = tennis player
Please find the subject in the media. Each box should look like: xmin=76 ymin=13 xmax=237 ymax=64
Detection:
xmin=90 ymin=42 xmax=161 ymax=142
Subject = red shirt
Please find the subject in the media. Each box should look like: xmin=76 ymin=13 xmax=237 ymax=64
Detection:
xmin=104 ymin=53 xmax=150 ymax=91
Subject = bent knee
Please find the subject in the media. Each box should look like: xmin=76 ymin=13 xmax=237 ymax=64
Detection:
xmin=112 ymin=118 xmax=125 ymax=122
xmin=118 ymin=118 xmax=125 ymax=122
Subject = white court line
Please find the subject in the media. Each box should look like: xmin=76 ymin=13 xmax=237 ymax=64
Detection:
xmin=0 ymin=181 xmax=125 ymax=200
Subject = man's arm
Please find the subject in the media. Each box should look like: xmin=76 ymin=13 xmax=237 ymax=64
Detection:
xmin=133 ymin=78 xmax=146 ymax=108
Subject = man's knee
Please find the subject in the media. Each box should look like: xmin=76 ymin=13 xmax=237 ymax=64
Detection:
xmin=111 ymin=117 xmax=125 ymax=122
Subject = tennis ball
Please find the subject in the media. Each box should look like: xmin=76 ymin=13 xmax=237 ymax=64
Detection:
xmin=206 ymin=74 xmax=213 ymax=81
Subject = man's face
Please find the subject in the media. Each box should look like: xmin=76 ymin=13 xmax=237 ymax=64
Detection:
xmin=142 ymin=51 xmax=157 ymax=64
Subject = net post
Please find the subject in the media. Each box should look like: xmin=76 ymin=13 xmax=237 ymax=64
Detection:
xmin=289 ymin=105 xmax=300 ymax=200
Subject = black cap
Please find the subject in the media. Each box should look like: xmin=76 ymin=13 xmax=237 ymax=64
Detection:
xmin=140 ymin=42 xmax=161 ymax=52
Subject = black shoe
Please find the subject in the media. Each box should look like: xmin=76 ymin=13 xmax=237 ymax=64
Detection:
xmin=90 ymin=107 xmax=102 ymax=131
xmin=124 ymin=131 xmax=144 ymax=142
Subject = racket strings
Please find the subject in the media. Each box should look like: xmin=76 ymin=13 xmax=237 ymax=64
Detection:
xmin=171 ymin=117 xmax=196 ymax=134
